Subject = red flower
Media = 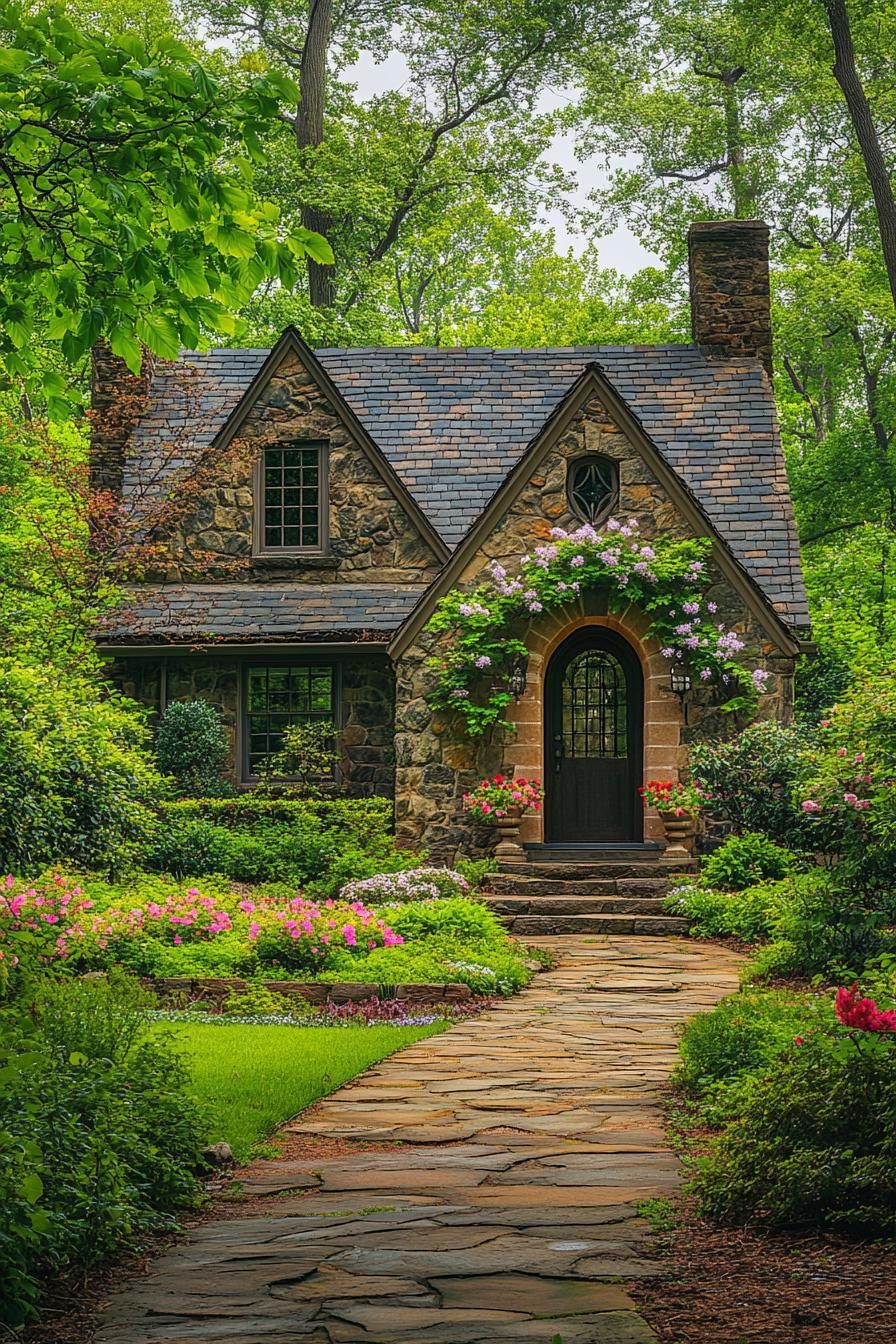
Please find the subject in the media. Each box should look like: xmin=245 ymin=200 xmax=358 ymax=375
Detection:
xmin=835 ymin=983 xmax=896 ymax=1034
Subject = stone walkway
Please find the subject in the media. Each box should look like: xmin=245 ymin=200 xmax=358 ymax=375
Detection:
xmin=96 ymin=936 xmax=741 ymax=1344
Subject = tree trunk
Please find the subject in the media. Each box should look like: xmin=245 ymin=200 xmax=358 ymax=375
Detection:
xmin=825 ymin=0 xmax=896 ymax=311
xmin=721 ymin=74 xmax=753 ymax=218
xmin=295 ymin=0 xmax=336 ymax=308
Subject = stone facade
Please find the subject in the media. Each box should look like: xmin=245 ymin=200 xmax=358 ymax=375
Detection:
xmin=392 ymin=392 xmax=796 ymax=861
xmin=141 ymin=348 xmax=443 ymax=586
xmin=688 ymin=220 xmax=773 ymax=375
xmin=106 ymin=651 xmax=395 ymax=798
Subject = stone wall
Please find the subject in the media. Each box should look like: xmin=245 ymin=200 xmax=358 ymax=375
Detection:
xmin=106 ymin=651 xmax=396 ymax=798
xmin=393 ymin=392 xmax=796 ymax=861
xmin=146 ymin=347 xmax=442 ymax=586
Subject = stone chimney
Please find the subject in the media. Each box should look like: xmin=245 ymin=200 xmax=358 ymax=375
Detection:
xmin=89 ymin=341 xmax=154 ymax=495
xmin=687 ymin=220 xmax=772 ymax=376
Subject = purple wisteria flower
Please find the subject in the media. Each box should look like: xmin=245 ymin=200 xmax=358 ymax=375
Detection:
xmin=474 ymin=654 xmax=491 ymax=669
xmin=700 ymin=667 xmax=712 ymax=680
xmin=682 ymin=601 xmax=700 ymax=615
xmin=570 ymin=554 xmax=585 ymax=567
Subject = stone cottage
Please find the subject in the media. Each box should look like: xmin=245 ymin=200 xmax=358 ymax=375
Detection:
xmin=95 ymin=220 xmax=810 ymax=861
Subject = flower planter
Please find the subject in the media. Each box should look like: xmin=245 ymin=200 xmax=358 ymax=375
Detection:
xmin=493 ymin=807 xmax=525 ymax=864
xmin=658 ymin=808 xmax=696 ymax=857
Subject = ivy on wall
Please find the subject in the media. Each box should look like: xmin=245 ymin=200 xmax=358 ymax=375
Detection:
xmin=425 ymin=519 xmax=767 ymax=736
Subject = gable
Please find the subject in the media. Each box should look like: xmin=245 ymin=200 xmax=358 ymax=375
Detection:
xmin=390 ymin=366 xmax=803 ymax=659
xmin=122 ymin=330 xmax=446 ymax=584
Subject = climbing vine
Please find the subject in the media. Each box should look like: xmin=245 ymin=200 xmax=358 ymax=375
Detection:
xmin=425 ymin=519 xmax=767 ymax=736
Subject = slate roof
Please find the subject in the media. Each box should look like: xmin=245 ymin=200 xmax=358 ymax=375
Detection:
xmin=98 ymin=584 xmax=427 ymax=644
xmin=123 ymin=343 xmax=809 ymax=627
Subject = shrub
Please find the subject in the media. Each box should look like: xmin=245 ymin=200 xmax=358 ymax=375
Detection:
xmin=250 ymin=896 xmax=403 ymax=974
xmin=692 ymin=1032 xmax=896 ymax=1234
xmin=0 ymin=974 xmax=204 ymax=1326
xmin=144 ymin=818 xmax=233 ymax=878
xmin=665 ymin=882 xmax=782 ymax=943
xmin=387 ymin=897 xmax=501 ymax=942
xmin=339 ymin=868 xmax=472 ymax=904
xmin=147 ymin=799 xmax=414 ymax=893
xmin=690 ymin=722 xmax=812 ymax=845
xmin=455 ymin=857 xmax=498 ymax=888
xmin=677 ymin=989 xmax=812 ymax=1103
xmin=700 ymin=833 xmax=797 ymax=891
xmin=261 ymin=719 xmax=340 ymax=793
xmin=751 ymin=872 xmax=896 ymax=980
xmin=155 ymin=700 xmax=230 ymax=797
xmin=317 ymin=937 xmax=531 ymax=995
xmin=0 ymin=659 xmax=161 ymax=875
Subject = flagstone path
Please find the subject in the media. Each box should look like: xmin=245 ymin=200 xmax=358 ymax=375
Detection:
xmin=95 ymin=936 xmax=741 ymax=1344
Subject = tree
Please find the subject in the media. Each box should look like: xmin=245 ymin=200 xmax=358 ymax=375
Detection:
xmin=0 ymin=4 xmax=332 ymax=410
xmin=197 ymin=0 xmax=636 ymax=316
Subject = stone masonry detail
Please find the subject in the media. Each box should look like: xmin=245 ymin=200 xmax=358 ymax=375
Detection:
xmin=393 ymin=394 xmax=796 ymax=861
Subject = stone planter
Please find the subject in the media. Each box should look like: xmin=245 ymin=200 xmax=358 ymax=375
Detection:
xmin=493 ymin=807 xmax=525 ymax=864
xmin=658 ymin=808 xmax=697 ymax=857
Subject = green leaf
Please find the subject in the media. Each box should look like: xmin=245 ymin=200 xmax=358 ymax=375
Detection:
xmin=109 ymin=326 xmax=143 ymax=373
xmin=135 ymin=311 xmax=181 ymax=360
xmin=290 ymin=229 xmax=334 ymax=266
xmin=20 ymin=1172 xmax=43 ymax=1204
xmin=174 ymin=258 xmax=210 ymax=299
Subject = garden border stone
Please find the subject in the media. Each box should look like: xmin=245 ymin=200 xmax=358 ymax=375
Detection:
xmin=144 ymin=976 xmax=474 ymax=1004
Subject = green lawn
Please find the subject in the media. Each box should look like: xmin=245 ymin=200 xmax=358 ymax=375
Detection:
xmin=159 ymin=1021 xmax=446 ymax=1161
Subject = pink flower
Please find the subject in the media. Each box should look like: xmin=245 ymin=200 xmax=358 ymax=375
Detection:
xmin=843 ymin=792 xmax=858 ymax=805
xmin=801 ymin=799 xmax=821 ymax=813
xmin=836 ymin=984 xmax=896 ymax=1033
xmin=837 ymin=747 xmax=847 ymax=758
xmin=794 ymin=1036 xmax=805 ymax=1046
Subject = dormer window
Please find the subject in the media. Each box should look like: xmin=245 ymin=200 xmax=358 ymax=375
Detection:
xmin=567 ymin=455 xmax=618 ymax=525
xmin=255 ymin=442 xmax=327 ymax=554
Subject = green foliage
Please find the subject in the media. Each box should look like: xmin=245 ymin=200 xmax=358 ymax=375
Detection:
xmin=261 ymin=719 xmax=340 ymax=793
xmin=147 ymin=797 xmax=410 ymax=892
xmin=691 ymin=722 xmax=812 ymax=845
xmin=700 ymin=833 xmax=797 ymax=891
xmin=750 ymin=874 xmax=896 ymax=982
xmin=0 ymin=658 xmax=161 ymax=875
xmin=427 ymin=528 xmax=759 ymax=736
xmin=665 ymin=881 xmax=783 ymax=943
xmin=798 ymin=665 xmax=896 ymax=894
xmin=0 ymin=973 xmax=204 ymax=1326
xmin=692 ymin=1033 xmax=896 ymax=1234
xmin=387 ymin=898 xmax=503 ymax=944
xmin=0 ymin=3 xmax=330 ymax=409
xmin=155 ymin=700 xmax=230 ymax=797
xmin=318 ymin=938 xmax=532 ymax=996
xmin=676 ymin=989 xmax=813 ymax=1107
xmin=454 ymin=856 xmax=499 ymax=888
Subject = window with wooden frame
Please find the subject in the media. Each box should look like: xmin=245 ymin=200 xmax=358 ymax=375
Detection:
xmin=254 ymin=442 xmax=327 ymax=554
xmin=243 ymin=664 xmax=336 ymax=778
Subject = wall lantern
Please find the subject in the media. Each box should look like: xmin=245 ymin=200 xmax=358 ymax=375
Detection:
xmin=670 ymin=664 xmax=692 ymax=723
xmin=508 ymin=653 xmax=529 ymax=698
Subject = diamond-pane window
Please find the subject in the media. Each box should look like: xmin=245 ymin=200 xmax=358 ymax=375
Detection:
xmin=567 ymin=456 xmax=618 ymax=524
xmin=245 ymin=665 xmax=334 ymax=775
xmin=262 ymin=444 xmax=322 ymax=549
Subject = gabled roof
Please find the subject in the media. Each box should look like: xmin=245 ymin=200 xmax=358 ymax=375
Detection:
xmin=390 ymin=364 xmax=802 ymax=660
xmin=123 ymin=339 xmax=809 ymax=627
xmin=97 ymin=583 xmax=426 ymax=645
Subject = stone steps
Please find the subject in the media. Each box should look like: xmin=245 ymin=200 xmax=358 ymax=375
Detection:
xmin=487 ymin=895 xmax=671 ymax=916
xmin=485 ymin=874 xmax=685 ymax=898
xmin=505 ymin=912 xmax=690 ymax=936
xmin=492 ymin=860 xmax=697 ymax=881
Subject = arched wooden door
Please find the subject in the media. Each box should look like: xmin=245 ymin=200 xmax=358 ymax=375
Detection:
xmin=545 ymin=629 xmax=643 ymax=843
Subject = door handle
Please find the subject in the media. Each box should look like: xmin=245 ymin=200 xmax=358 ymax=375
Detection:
xmin=553 ymin=736 xmax=563 ymax=773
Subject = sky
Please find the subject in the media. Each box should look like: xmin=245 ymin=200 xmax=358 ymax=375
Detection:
xmin=347 ymin=49 xmax=659 ymax=277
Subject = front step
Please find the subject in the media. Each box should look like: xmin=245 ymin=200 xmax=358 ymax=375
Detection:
xmin=485 ymin=874 xmax=684 ymax=898
xmin=488 ymin=895 xmax=670 ymax=916
xmin=507 ymin=913 xmax=690 ymax=936
xmin=492 ymin=861 xmax=697 ymax=881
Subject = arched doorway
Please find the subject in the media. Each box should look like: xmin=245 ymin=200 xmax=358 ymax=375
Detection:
xmin=545 ymin=628 xmax=644 ymax=843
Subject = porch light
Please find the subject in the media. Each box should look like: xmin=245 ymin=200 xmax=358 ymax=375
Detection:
xmin=670 ymin=664 xmax=692 ymax=725
xmin=509 ymin=653 xmax=529 ymax=698
xmin=670 ymin=665 xmax=692 ymax=697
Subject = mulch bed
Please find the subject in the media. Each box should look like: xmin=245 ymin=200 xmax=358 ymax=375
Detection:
xmin=631 ymin=1206 xmax=896 ymax=1343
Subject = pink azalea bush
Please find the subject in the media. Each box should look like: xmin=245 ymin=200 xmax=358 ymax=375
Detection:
xmin=0 ymin=874 xmax=402 ymax=981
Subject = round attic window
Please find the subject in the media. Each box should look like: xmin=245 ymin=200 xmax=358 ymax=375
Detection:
xmin=567 ymin=455 xmax=618 ymax=525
